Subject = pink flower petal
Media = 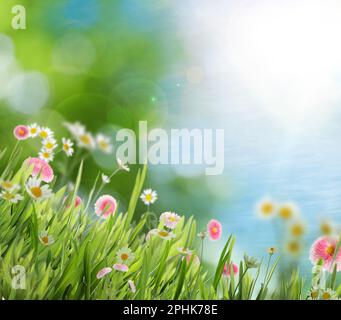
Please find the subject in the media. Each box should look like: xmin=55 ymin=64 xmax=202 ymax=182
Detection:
xmin=113 ymin=263 xmax=129 ymax=272
xmin=96 ymin=267 xmax=112 ymax=279
xmin=63 ymin=195 xmax=82 ymax=209
xmin=95 ymin=195 xmax=117 ymax=219
xmin=223 ymin=263 xmax=239 ymax=277
xmin=24 ymin=157 xmax=54 ymax=183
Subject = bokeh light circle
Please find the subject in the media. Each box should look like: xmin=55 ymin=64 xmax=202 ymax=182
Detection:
xmin=52 ymin=33 xmax=96 ymax=75
xmin=6 ymin=72 xmax=50 ymax=114
xmin=0 ymin=33 xmax=15 ymax=72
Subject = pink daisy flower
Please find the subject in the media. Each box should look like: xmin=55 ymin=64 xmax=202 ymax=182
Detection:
xmin=13 ymin=125 xmax=29 ymax=140
xmin=309 ymin=236 xmax=341 ymax=272
xmin=223 ymin=262 xmax=239 ymax=277
xmin=95 ymin=195 xmax=117 ymax=219
xmin=160 ymin=212 xmax=181 ymax=230
xmin=63 ymin=195 xmax=82 ymax=209
xmin=113 ymin=263 xmax=129 ymax=272
xmin=24 ymin=157 xmax=54 ymax=183
xmin=207 ymin=219 xmax=222 ymax=241
xmin=96 ymin=267 xmax=112 ymax=279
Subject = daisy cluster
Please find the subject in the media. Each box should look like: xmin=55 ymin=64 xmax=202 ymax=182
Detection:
xmin=63 ymin=121 xmax=113 ymax=154
xmin=13 ymin=121 xmax=114 ymax=164
xmin=256 ymin=198 xmax=307 ymax=257
xmin=14 ymin=124 xmax=71 ymax=162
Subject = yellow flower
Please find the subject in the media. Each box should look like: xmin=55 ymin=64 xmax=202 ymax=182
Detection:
xmin=257 ymin=198 xmax=276 ymax=219
xmin=39 ymin=231 xmax=54 ymax=246
xmin=321 ymin=288 xmax=337 ymax=300
xmin=320 ymin=220 xmax=334 ymax=236
xmin=0 ymin=180 xmax=20 ymax=192
xmin=39 ymin=127 xmax=54 ymax=139
xmin=278 ymin=203 xmax=297 ymax=220
xmin=28 ymin=123 xmax=40 ymax=138
xmin=267 ymin=247 xmax=277 ymax=255
xmin=116 ymin=247 xmax=135 ymax=265
xmin=286 ymin=240 xmax=302 ymax=256
xmin=290 ymin=221 xmax=306 ymax=237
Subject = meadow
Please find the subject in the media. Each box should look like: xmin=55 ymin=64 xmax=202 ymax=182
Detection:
xmin=0 ymin=123 xmax=340 ymax=300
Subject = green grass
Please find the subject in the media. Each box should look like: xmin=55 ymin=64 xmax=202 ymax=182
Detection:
xmin=0 ymin=151 xmax=340 ymax=300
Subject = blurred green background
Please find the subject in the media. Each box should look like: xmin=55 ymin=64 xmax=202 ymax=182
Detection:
xmin=0 ymin=0 xmax=218 ymax=227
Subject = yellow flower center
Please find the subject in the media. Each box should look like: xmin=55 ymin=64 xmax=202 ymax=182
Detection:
xmin=261 ymin=202 xmax=274 ymax=215
xmin=326 ymin=245 xmax=335 ymax=256
xmin=320 ymin=223 xmax=332 ymax=235
xmin=268 ymin=247 xmax=276 ymax=254
xmin=279 ymin=206 xmax=293 ymax=219
xmin=45 ymin=142 xmax=54 ymax=149
xmin=99 ymin=141 xmax=108 ymax=150
xmin=40 ymin=131 xmax=48 ymax=139
xmin=2 ymin=181 xmax=13 ymax=189
xmin=3 ymin=193 xmax=15 ymax=200
xmin=291 ymin=224 xmax=304 ymax=237
xmin=311 ymin=290 xmax=319 ymax=299
xmin=41 ymin=236 xmax=49 ymax=244
xmin=287 ymin=241 xmax=300 ymax=253
xmin=169 ymin=216 xmax=177 ymax=222
xmin=80 ymin=135 xmax=90 ymax=145
xmin=121 ymin=253 xmax=129 ymax=261
xmin=42 ymin=152 xmax=50 ymax=159
xmin=158 ymin=230 xmax=169 ymax=237
xmin=63 ymin=144 xmax=69 ymax=151
xmin=30 ymin=128 xmax=37 ymax=134
xmin=145 ymin=194 xmax=152 ymax=201
xmin=322 ymin=292 xmax=331 ymax=300
xmin=31 ymin=187 xmax=42 ymax=198
xmin=212 ymin=227 xmax=218 ymax=234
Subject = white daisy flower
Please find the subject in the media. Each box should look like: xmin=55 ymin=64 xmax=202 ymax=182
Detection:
xmin=39 ymin=148 xmax=54 ymax=163
xmin=0 ymin=180 xmax=20 ymax=192
xmin=77 ymin=131 xmax=96 ymax=150
xmin=39 ymin=231 xmax=55 ymax=246
xmin=96 ymin=134 xmax=113 ymax=154
xmin=42 ymin=138 xmax=58 ymax=151
xmin=147 ymin=228 xmax=176 ymax=241
xmin=116 ymin=247 xmax=135 ymax=265
xmin=117 ymin=158 xmax=130 ymax=172
xmin=256 ymin=198 xmax=277 ymax=219
xmin=160 ymin=212 xmax=181 ymax=230
xmin=62 ymin=138 xmax=74 ymax=157
xmin=39 ymin=127 xmax=54 ymax=140
xmin=278 ymin=202 xmax=298 ymax=220
xmin=28 ymin=123 xmax=40 ymax=138
xmin=101 ymin=174 xmax=110 ymax=184
xmin=63 ymin=121 xmax=85 ymax=137
xmin=321 ymin=288 xmax=338 ymax=300
xmin=26 ymin=177 xmax=52 ymax=201
xmin=307 ymin=287 xmax=320 ymax=300
xmin=0 ymin=191 xmax=23 ymax=203
xmin=140 ymin=189 xmax=158 ymax=206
